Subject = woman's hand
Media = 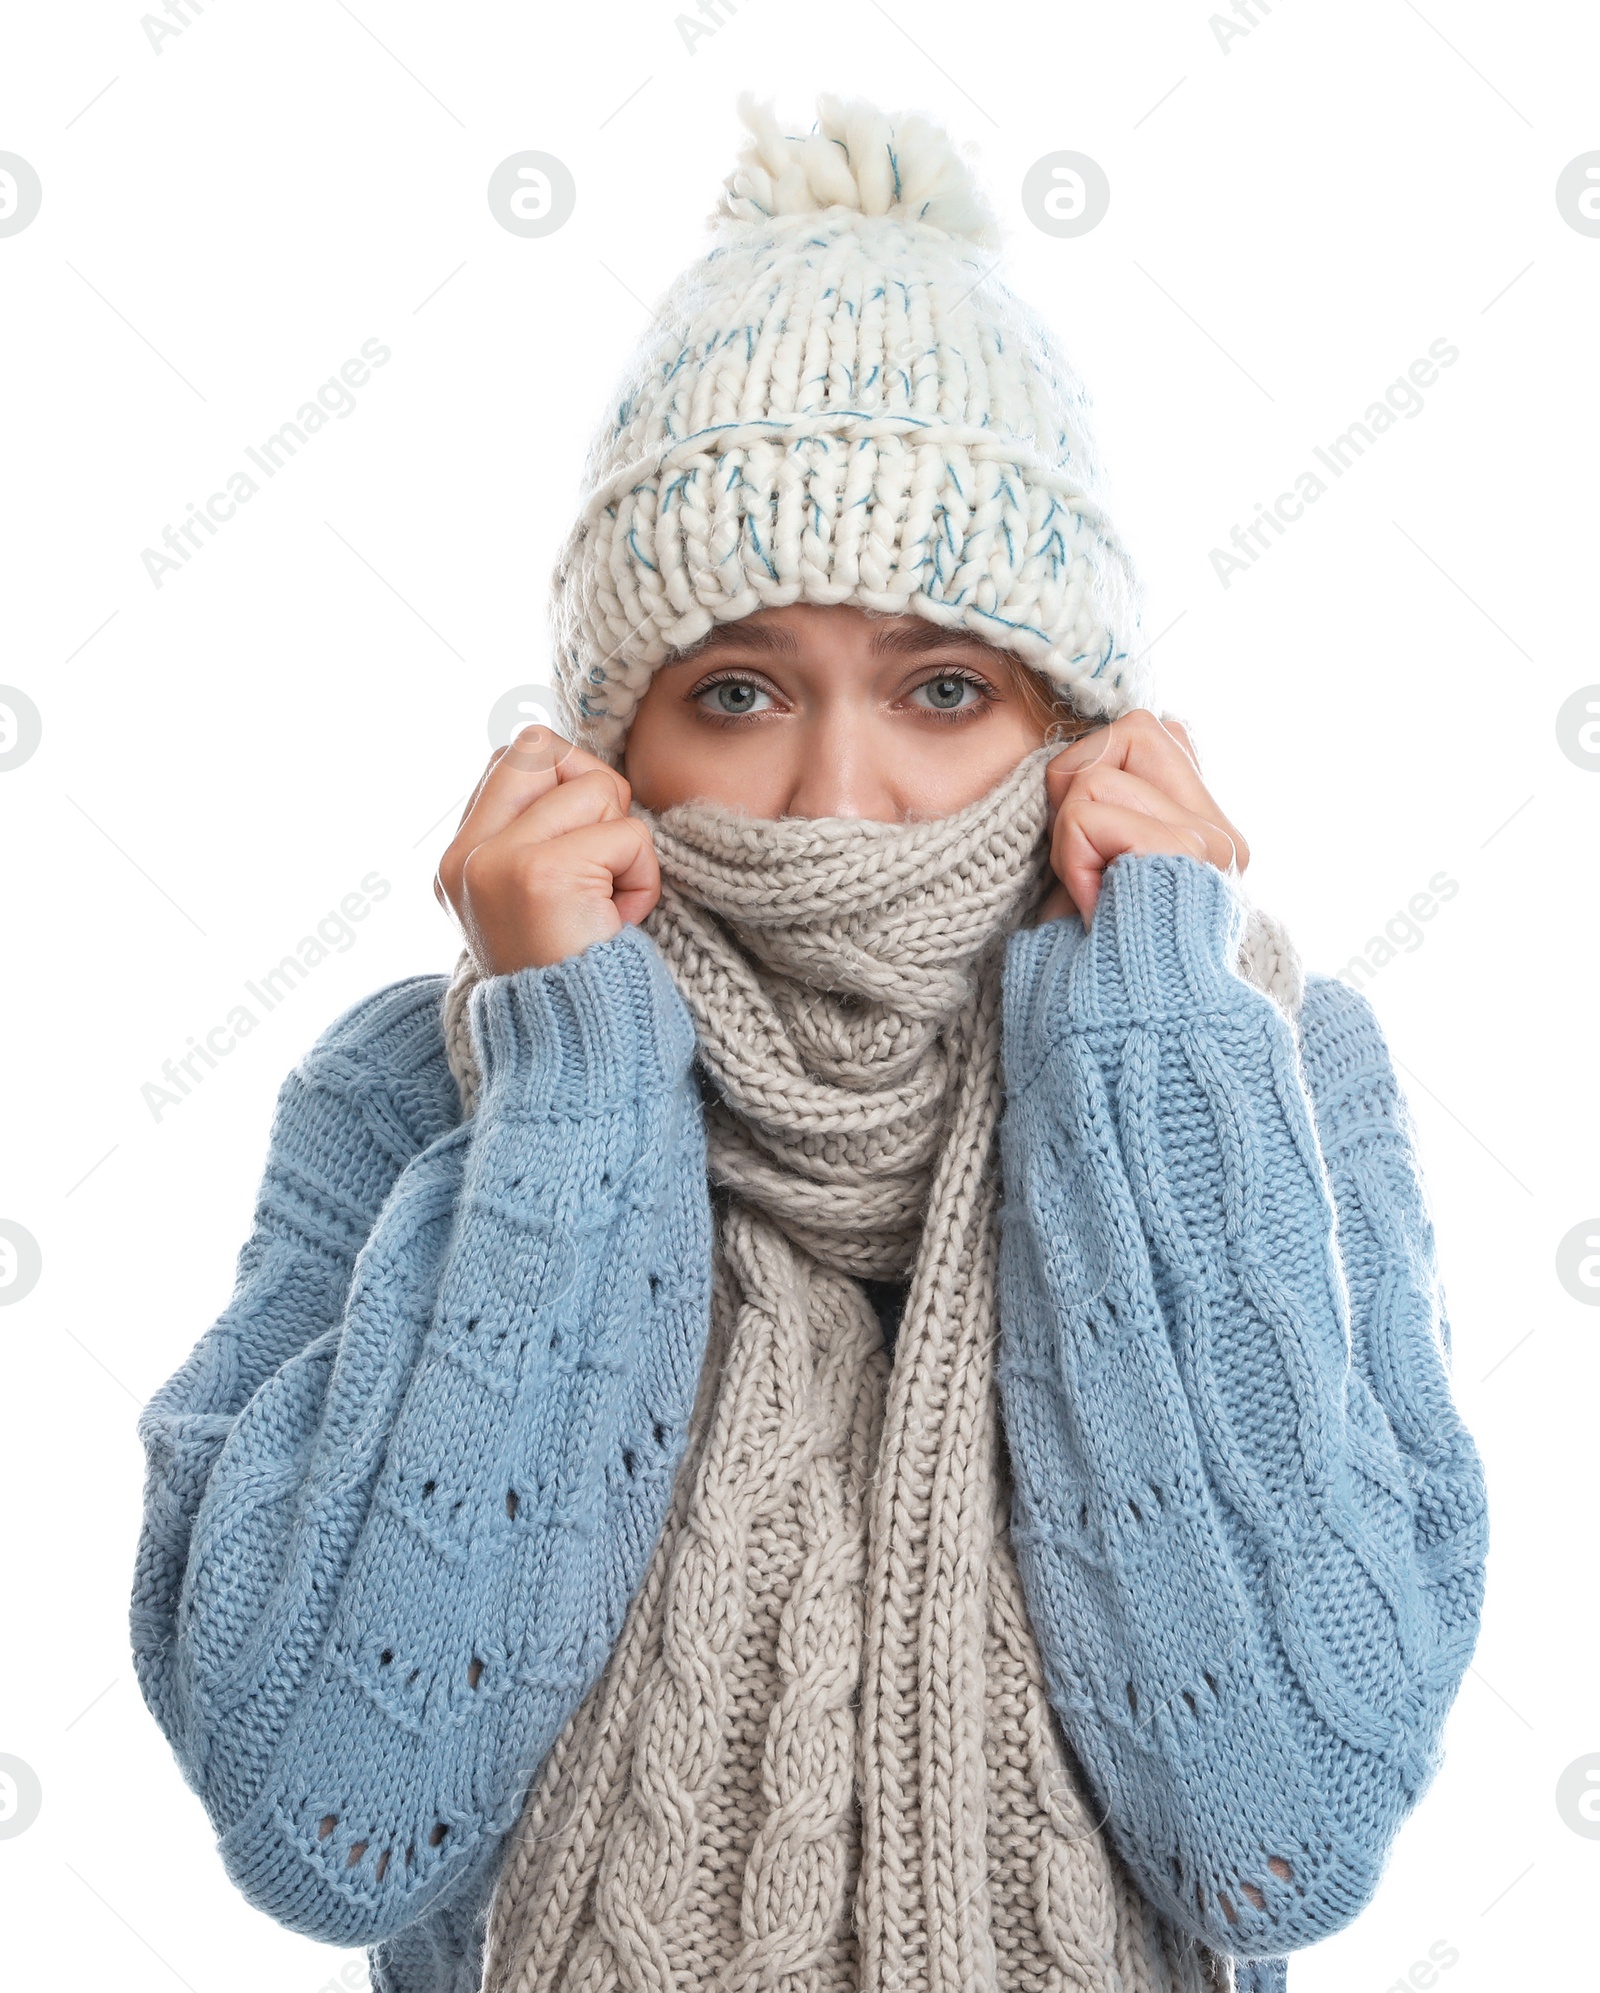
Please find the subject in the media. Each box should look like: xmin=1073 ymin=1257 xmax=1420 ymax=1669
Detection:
xmin=435 ymin=726 xmax=661 ymax=974
xmin=1036 ymin=709 xmax=1249 ymax=928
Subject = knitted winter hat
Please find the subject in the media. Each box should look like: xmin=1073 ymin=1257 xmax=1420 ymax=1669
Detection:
xmin=550 ymin=92 xmax=1150 ymax=762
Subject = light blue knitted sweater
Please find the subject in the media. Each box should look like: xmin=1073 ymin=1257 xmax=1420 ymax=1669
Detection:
xmin=130 ymin=854 xmax=1487 ymax=1993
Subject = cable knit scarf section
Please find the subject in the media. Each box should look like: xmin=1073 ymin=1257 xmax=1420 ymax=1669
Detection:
xmin=440 ymin=745 xmax=1303 ymax=1993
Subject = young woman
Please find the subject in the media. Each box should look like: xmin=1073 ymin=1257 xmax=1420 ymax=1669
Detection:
xmin=130 ymin=96 xmax=1487 ymax=1993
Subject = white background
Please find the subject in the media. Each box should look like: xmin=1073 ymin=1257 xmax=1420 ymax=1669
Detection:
xmin=2 ymin=2 xmax=1596 ymax=1988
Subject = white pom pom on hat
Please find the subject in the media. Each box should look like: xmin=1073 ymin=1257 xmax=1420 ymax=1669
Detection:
xmin=714 ymin=91 xmax=1003 ymax=245
xmin=549 ymin=91 xmax=1149 ymax=761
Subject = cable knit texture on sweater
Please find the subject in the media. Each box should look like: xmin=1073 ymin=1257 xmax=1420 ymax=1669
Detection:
xmin=131 ymin=785 xmax=1485 ymax=1993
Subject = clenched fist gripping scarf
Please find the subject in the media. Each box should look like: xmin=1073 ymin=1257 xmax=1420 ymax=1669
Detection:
xmin=441 ymin=744 xmax=1302 ymax=1993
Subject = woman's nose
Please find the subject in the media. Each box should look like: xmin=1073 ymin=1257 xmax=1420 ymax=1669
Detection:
xmin=781 ymin=729 xmax=898 ymax=822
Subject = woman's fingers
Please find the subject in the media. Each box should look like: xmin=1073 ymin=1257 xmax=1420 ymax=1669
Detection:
xmin=1039 ymin=709 xmax=1250 ymax=932
xmin=1045 ymin=709 xmax=1202 ymax=803
xmin=488 ymin=766 xmax=632 ymax=850
xmin=454 ymin=809 xmax=661 ymax=972
xmin=470 ymin=812 xmax=660 ymax=925
xmin=436 ymin=729 xmax=625 ymax=910
xmin=477 ymin=728 xmax=624 ymax=836
xmin=1051 ymin=797 xmax=1209 ymax=927
xmin=1057 ymin=761 xmax=1244 ymax=873
xmin=477 ymin=765 xmax=662 ymax=924
xmin=434 ymin=723 xmax=663 ymax=971
xmin=1045 ymin=708 xmax=1250 ymax=873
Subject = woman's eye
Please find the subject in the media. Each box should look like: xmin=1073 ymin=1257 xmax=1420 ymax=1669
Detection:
xmin=696 ymin=678 xmax=772 ymax=717
xmin=911 ymin=673 xmax=982 ymax=712
xmin=692 ymin=671 xmax=988 ymax=720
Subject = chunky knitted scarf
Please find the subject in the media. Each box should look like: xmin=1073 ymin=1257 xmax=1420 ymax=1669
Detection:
xmin=440 ymin=744 xmax=1302 ymax=1993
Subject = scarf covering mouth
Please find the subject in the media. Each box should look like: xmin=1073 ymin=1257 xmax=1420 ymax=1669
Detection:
xmin=627 ymin=742 xmax=1059 ymax=1282
xmin=442 ymin=745 xmax=1299 ymax=1993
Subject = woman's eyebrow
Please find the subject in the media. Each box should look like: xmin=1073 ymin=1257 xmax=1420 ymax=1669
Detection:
xmin=867 ymin=621 xmax=996 ymax=658
xmin=670 ymin=623 xmax=800 ymax=665
xmin=666 ymin=618 xmax=994 ymax=670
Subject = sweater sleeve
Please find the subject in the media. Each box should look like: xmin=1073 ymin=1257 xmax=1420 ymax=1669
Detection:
xmin=130 ymin=923 xmax=712 ymax=1973
xmin=995 ymin=852 xmax=1488 ymax=1962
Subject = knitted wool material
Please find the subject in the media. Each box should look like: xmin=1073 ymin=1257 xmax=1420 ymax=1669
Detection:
xmin=439 ymin=747 xmax=1301 ymax=1993
xmin=127 ymin=843 xmax=1490 ymax=1993
xmin=546 ymin=95 xmax=1149 ymax=764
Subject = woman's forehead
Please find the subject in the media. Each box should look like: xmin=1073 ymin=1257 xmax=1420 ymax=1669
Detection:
xmin=669 ymin=604 xmax=1011 ymax=666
